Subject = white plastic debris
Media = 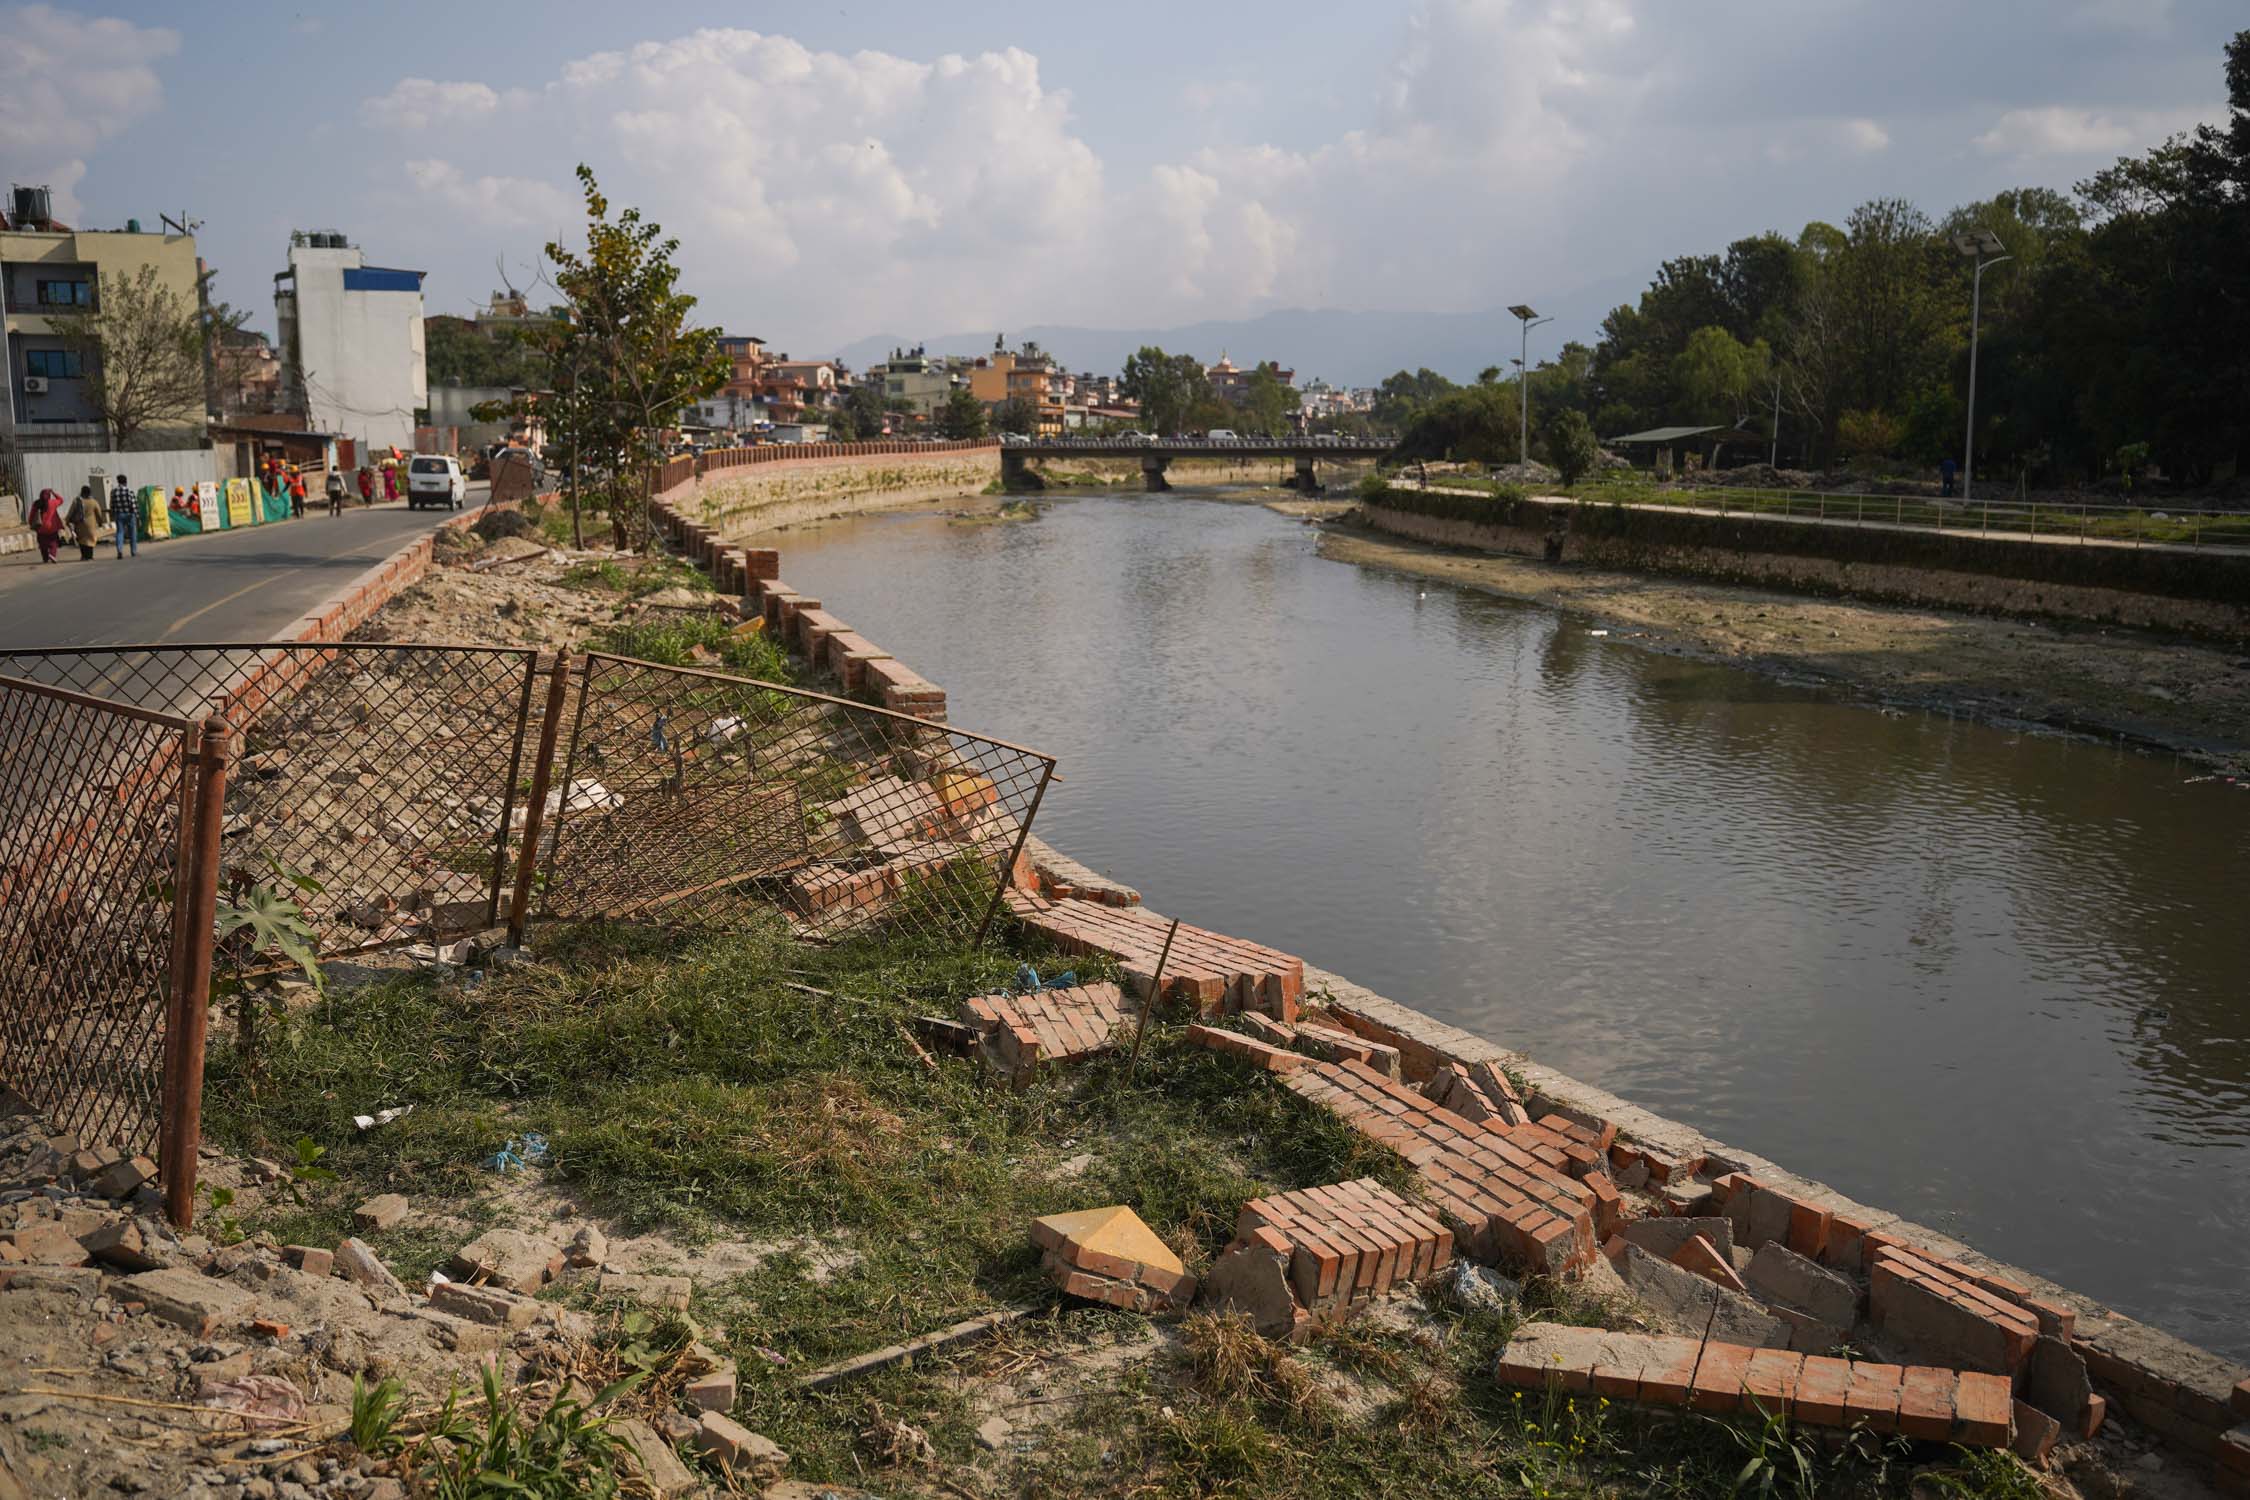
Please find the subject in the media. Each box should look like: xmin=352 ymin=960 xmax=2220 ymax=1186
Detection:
xmin=352 ymin=1105 xmax=414 ymax=1132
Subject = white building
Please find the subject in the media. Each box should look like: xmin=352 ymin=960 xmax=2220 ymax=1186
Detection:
xmin=273 ymin=232 xmax=427 ymax=456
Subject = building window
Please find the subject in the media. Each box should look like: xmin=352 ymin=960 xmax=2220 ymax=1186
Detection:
xmin=35 ymin=279 xmax=94 ymax=307
xmin=25 ymin=349 xmax=85 ymax=379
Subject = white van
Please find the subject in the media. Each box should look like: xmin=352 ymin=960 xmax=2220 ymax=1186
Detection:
xmin=406 ymin=455 xmax=466 ymax=510
xmin=1207 ymin=429 xmax=1238 ymax=441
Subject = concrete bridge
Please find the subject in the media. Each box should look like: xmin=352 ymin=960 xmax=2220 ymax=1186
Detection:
xmin=999 ymin=436 xmax=1392 ymax=492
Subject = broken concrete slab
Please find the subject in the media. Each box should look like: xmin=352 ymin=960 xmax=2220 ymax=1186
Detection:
xmin=2022 ymin=1335 xmax=2095 ymax=1431
xmin=694 ymin=1412 xmax=787 ymax=1479
xmin=1201 ymin=1231 xmax=1307 ymax=1342
xmin=615 ymin=1417 xmax=699 ymax=1498
xmin=352 ymin=1194 xmax=409 ymax=1233
xmin=1616 ymin=1243 xmax=1791 ymax=1349
xmin=333 ymin=1237 xmax=408 ymax=1298
xmin=686 ymin=1366 xmax=738 ymax=1413
xmin=78 ymin=1217 xmax=168 ymax=1272
xmin=1744 ymin=1242 xmax=1859 ymax=1327
xmin=118 ymin=1267 xmax=254 ymax=1337
xmin=449 ymin=1229 xmax=562 ymax=1294
xmin=564 ymin=1225 xmax=607 ymax=1269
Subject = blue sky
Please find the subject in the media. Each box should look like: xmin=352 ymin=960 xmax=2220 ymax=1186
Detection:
xmin=3 ymin=1 xmax=2238 ymax=368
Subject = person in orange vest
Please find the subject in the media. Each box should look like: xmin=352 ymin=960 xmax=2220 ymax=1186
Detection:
xmin=286 ymin=465 xmax=308 ymax=518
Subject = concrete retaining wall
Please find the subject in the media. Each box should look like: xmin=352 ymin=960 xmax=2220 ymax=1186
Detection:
xmin=1362 ymin=493 xmax=2250 ymax=644
xmin=657 ymin=441 xmax=1000 ymax=540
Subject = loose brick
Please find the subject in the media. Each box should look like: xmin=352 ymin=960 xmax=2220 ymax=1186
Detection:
xmin=2013 ymin=1401 xmax=2060 ymax=1467
xmin=1871 ymin=1248 xmax=2037 ymax=1374
xmin=1954 ymin=1371 xmax=2013 ymax=1446
xmin=1672 ymin=1234 xmax=1748 ymax=1294
xmin=1896 ymin=1365 xmax=1956 ymax=1441
xmin=1186 ymin=1024 xmax=1308 ymax=1073
xmin=282 ymin=1245 xmax=333 ymax=1278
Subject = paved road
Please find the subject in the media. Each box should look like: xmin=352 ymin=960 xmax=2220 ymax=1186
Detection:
xmin=0 ymin=485 xmax=488 ymax=649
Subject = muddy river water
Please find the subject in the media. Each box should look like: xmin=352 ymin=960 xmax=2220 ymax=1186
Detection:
xmin=776 ymin=489 xmax=2250 ymax=1360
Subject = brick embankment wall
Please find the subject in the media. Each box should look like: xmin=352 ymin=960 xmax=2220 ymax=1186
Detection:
xmin=642 ymin=480 xmax=2250 ymax=1484
xmin=658 ymin=441 xmax=1000 ymax=541
xmin=1361 ymin=494 xmax=2250 ymax=644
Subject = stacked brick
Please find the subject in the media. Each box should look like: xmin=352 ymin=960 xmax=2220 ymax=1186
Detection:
xmin=1494 ymin=1322 xmax=2016 ymax=1445
xmin=1281 ymin=1059 xmax=1601 ymax=1276
xmin=1004 ymin=890 xmax=1303 ymax=1020
xmin=1031 ymin=1206 xmax=1194 ymax=1315
xmin=961 ymin=983 xmax=1131 ymax=1087
xmin=1204 ymin=1179 xmax=1452 ymax=1340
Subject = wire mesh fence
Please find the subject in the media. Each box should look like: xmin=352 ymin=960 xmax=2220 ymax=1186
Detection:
xmin=0 ymin=674 xmax=196 ymax=1160
xmin=537 ymin=654 xmax=1055 ymax=944
xmin=0 ymin=645 xmax=544 ymax=953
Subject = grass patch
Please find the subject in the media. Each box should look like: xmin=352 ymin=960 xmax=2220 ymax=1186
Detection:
xmin=204 ymin=920 xmax=2056 ymax=1498
xmin=584 ymin=612 xmax=792 ymax=681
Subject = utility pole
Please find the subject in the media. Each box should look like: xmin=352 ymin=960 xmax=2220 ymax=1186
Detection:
xmin=1508 ymin=305 xmax=1551 ymax=466
xmin=1952 ymin=230 xmax=2011 ymax=502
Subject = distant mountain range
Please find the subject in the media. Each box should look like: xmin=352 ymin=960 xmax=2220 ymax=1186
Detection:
xmin=827 ymin=278 xmax=1642 ymax=387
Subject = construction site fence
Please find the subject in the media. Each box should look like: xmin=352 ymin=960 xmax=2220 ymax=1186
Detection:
xmin=0 ymin=642 xmax=1054 ymax=1227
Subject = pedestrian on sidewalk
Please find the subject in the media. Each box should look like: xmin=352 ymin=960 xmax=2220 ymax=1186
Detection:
xmin=381 ymin=463 xmax=398 ymax=504
xmin=30 ymin=488 xmax=64 ymax=563
xmin=356 ymin=464 xmax=375 ymax=506
xmin=287 ymin=465 xmax=307 ymax=519
xmin=66 ymin=484 xmax=103 ymax=560
xmin=110 ymin=474 xmax=139 ymax=558
xmin=325 ymin=467 xmax=347 ymax=516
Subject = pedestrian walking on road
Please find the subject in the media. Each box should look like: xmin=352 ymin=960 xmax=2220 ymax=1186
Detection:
xmin=325 ymin=467 xmax=347 ymax=517
xmin=66 ymin=485 xmax=102 ymax=560
xmin=381 ymin=463 xmax=398 ymax=504
xmin=30 ymin=488 xmax=64 ymax=563
xmin=287 ymin=465 xmax=307 ymax=519
xmin=1940 ymin=456 xmax=1958 ymax=498
xmin=356 ymin=464 xmax=375 ymax=506
xmin=109 ymin=474 xmax=139 ymax=558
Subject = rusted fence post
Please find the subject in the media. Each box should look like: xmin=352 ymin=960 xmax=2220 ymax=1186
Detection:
xmin=160 ymin=715 xmax=230 ymax=1229
xmin=507 ymin=650 xmax=572 ymax=948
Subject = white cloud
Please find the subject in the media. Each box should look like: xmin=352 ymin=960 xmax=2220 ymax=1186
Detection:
xmin=362 ymin=77 xmax=528 ymax=127
xmin=1842 ymin=118 xmax=1890 ymax=152
xmin=0 ymin=4 xmax=178 ymax=223
xmin=400 ymin=160 xmax=574 ymax=231
xmin=1975 ymin=103 xmax=2214 ymax=159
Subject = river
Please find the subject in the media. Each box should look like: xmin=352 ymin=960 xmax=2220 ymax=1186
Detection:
xmin=774 ymin=487 xmax=2250 ymax=1361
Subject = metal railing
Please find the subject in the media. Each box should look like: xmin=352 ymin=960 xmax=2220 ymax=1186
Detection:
xmin=0 ymin=642 xmax=1057 ymax=1222
xmin=0 ymin=674 xmax=224 ymax=1226
xmin=531 ymin=653 xmax=1055 ymax=947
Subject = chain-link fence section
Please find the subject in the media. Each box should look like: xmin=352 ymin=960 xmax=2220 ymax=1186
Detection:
xmin=0 ymin=674 xmax=200 ymax=1166
xmin=536 ymin=654 xmax=1055 ymax=944
xmin=0 ymin=646 xmax=544 ymax=954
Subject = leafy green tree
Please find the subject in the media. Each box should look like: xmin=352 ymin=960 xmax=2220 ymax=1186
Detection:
xmin=939 ymin=386 xmax=988 ymax=440
xmin=46 ymin=265 xmax=206 ymax=447
xmin=1370 ymin=367 xmax=1457 ymax=428
xmin=542 ymin=165 xmax=729 ymax=549
xmin=1673 ymin=326 xmax=1773 ymax=428
xmin=1243 ymin=364 xmax=1294 ymax=435
xmin=1119 ymin=346 xmax=1205 ymax=435
xmin=426 ymin=316 xmax=553 ymax=388
xmin=992 ymin=394 xmax=1040 ymax=436
xmin=841 ymin=382 xmax=889 ymax=438
xmin=1544 ymin=408 xmax=1600 ymax=486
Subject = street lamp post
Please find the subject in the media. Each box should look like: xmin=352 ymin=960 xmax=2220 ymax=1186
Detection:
xmin=1508 ymin=304 xmax=1551 ymax=466
xmin=1952 ymin=230 xmax=2012 ymax=502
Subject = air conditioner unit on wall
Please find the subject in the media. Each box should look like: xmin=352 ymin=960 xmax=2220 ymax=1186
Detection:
xmin=22 ymin=376 xmax=48 ymax=395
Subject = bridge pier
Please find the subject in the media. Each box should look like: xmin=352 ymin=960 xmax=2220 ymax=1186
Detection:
xmin=999 ymin=450 xmax=1044 ymax=492
xmin=1292 ymin=456 xmax=1320 ymax=494
xmin=1141 ymin=456 xmax=1172 ymax=492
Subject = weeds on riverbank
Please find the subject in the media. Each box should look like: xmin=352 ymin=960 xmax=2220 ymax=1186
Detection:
xmin=200 ymin=917 xmax=2050 ymax=1498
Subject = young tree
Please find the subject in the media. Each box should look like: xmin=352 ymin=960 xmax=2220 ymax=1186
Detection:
xmin=46 ymin=265 xmax=207 ymax=447
xmin=1673 ymin=326 xmax=1774 ymax=441
xmin=542 ymin=166 xmax=729 ymax=549
xmin=1119 ymin=346 xmax=1205 ymax=435
xmin=1243 ymin=364 xmax=1294 ymax=435
xmin=1544 ymin=409 xmax=1601 ymax=486
xmin=939 ymin=386 xmax=988 ymax=440
xmin=992 ymin=394 xmax=1040 ymax=436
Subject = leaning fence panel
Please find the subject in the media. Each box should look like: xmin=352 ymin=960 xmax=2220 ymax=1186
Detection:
xmin=538 ymin=654 xmax=1055 ymax=945
xmin=0 ymin=645 xmax=543 ymax=953
xmin=0 ymin=674 xmax=193 ymax=1160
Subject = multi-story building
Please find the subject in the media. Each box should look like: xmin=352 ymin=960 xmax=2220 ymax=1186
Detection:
xmin=879 ymin=346 xmax=961 ymax=420
xmin=274 ymin=230 xmax=427 ymax=455
xmin=2 ymin=187 xmax=203 ymax=438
